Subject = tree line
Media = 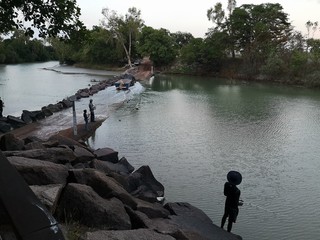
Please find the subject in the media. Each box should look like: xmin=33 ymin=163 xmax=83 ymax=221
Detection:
xmin=1 ymin=0 xmax=320 ymax=87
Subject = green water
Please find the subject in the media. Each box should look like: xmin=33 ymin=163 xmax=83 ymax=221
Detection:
xmin=89 ymin=74 xmax=320 ymax=240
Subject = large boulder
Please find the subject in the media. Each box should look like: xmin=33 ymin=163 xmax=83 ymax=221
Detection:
xmin=90 ymin=157 xmax=134 ymax=175
xmin=30 ymin=184 xmax=64 ymax=213
xmin=56 ymin=183 xmax=131 ymax=229
xmin=0 ymin=133 xmax=24 ymax=151
xmin=164 ymin=202 xmax=242 ymax=240
xmin=73 ymin=145 xmax=95 ymax=164
xmin=7 ymin=156 xmax=69 ymax=185
xmin=21 ymin=110 xmax=45 ymax=123
xmin=48 ymin=134 xmax=86 ymax=148
xmin=6 ymin=115 xmax=26 ymax=128
xmin=41 ymin=106 xmax=53 ymax=117
xmin=134 ymin=197 xmax=170 ymax=219
xmin=46 ymin=103 xmax=63 ymax=113
xmin=126 ymin=165 xmax=164 ymax=202
xmin=4 ymin=147 xmax=76 ymax=164
xmin=0 ymin=121 xmax=11 ymax=133
xmin=69 ymin=169 xmax=137 ymax=209
xmin=80 ymin=229 xmax=175 ymax=240
xmin=94 ymin=147 xmax=119 ymax=163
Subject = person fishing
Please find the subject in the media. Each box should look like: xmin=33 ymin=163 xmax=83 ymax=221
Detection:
xmin=89 ymin=99 xmax=95 ymax=122
xmin=221 ymin=170 xmax=243 ymax=232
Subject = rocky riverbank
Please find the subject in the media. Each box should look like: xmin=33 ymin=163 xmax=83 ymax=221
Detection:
xmin=0 ymin=131 xmax=242 ymax=240
xmin=0 ymin=62 xmax=242 ymax=240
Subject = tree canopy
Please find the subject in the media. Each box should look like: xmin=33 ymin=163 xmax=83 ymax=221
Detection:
xmin=101 ymin=7 xmax=144 ymax=67
xmin=0 ymin=0 xmax=84 ymax=38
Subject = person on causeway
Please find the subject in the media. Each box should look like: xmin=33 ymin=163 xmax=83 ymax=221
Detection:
xmin=88 ymin=99 xmax=95 ymax=122
xmin=221 ymin=170 xmax=243 ymax=232
xmin=83 ymin=109 xmax=89 ymax=130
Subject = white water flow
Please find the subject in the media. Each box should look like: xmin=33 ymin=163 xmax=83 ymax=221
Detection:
xmin=32 ymin=83 xmax=145 ymax=139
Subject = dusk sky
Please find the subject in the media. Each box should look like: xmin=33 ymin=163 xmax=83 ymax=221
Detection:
xmin=76 ymin=0 xmax=320 ymax=38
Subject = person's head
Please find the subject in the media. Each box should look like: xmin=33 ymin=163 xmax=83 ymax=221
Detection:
xmin=227 ymin=171 xmax=242 ymax=185
xmin=90 ymin=99 xmax=93 ymax=102
xmin=84 ymin=109 xmax=87 ymax=113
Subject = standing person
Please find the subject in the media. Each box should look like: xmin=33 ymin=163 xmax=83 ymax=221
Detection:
xmin=0 ymin=97 xmax=4 ymax=117
xmin=89 ymin=99 xmax=95 ymax=122
xmin=83 ymin=109 xmax=89 ymax=130
xmin=221 ymin=171 xmax=243 ymax=232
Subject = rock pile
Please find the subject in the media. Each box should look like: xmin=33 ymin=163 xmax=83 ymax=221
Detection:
xmin=0 ymin=76 xmax=121 ymax=134
xmin=0 ymin=133 xmax=242 ymax=240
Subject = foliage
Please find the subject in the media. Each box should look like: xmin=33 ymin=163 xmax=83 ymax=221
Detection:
xmin=0 ymin=0 xmax=84 ymax=38
xmin=101 ymin=7 xmax=144 ymax=67
xmin=307 ymin=38 xmax=320 ymax=64
xmin=260 ymin=50 xmax=286 ymax=78
xmin=78 ymin=27 xmax=122 ymax=65
xmin=137 ymin=27 xmax=177 ymax=66
xmin=0 ymin=29 xmax=56 ymax=63
xmin=288 ymin=50 xmax=308 ymax=77
xmin=171 ymin=31 xmax=194 ymax=49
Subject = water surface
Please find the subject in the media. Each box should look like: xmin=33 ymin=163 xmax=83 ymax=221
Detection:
xmin=88 ymin=75 xmax=320 ymax=240
xmin=1 ymin=63 xmax=320 ymax=239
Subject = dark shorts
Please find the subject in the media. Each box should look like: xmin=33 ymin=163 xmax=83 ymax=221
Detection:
xmin=224 ymin=206 xmax=239 ymax=223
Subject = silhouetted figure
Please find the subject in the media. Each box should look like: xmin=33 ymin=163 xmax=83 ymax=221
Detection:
xmin=89 ymin=99 xmax=95 ymax=122
xmin=0 ymin=97 xmax=4 ymax=117
xmin=221 ymin=171 xmax=243 ymax=232
xmin=83 ymin=109 xmax=89 ymax=130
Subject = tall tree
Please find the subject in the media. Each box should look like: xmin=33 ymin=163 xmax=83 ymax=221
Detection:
xmin=0 ymin=0 xmax=84 ymax=38
xmin=207 ymin=2 xmax=225 ymax=32
xmin=137 ymin=27 xmax=177 ymax=66
xmin=229 ymin=3 xmax=292 ymax=72
xmin=101 ymin=7 xmax=144 ymax=67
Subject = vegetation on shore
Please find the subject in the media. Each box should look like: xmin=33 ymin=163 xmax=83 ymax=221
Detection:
xmin=1 ymin=1 xmax=320 ymax=87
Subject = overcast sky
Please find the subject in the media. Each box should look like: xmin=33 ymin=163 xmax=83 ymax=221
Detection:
xmin=76 ymin=0 xmax=320 ymax=38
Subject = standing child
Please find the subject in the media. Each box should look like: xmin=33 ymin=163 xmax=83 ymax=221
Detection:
xmin=83 ymin=109 xmax=89 ymax=130
xmin=221 ymin=171 xmax=243 ymax=232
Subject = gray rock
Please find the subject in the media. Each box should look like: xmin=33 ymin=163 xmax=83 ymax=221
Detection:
xmin=80 ymin=229 xmax=175 ymax=240
xmin=56 ymin=183 xmax=131 ymax=229
xmin=41 ymin=107 xmax=53 ymax=117
xmin=0 ymin=121 xmax=12 ymax=133
xmin=4 ymin=147 xmax=76 ymax=164
xmin=135 ymin=197 xmax=170 ymax=219
xmin=94 ymin=147 xmax=119 ymax=163
xmin=6 ymin=115 xmax=26 ymax=128
xmin=30 ymin=184 xmax=64 ymax=213
xmin=164 ymin=202 xmax=242 ymax=240
xmin=8 ymin=156 xmax=69 ymax=185
xmin=90 ymin=157 xmax=134 ymax=175
xmin=73 ymin=145 xmax=95 ymax=164
xmin=24 ymin=141 xmax=46 ymax=150
xmin=0 ymin=133 xmax=24 ymax=151
xmin=69 ymin=169 xmax=137 ymax=209
xmin=126 ymin=165 xmax=164 ymax=202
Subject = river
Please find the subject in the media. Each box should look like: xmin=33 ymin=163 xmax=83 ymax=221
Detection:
xmin=1 ymin=62 xmax=320 ymax=240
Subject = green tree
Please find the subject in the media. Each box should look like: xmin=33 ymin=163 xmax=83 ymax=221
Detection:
xmin=207 ymin=2 xmax=225 ymax=32
xmin=137 ymin=27 xmax=177 ymax=66
xmin=0 ymin=0 xmax=84 ymax=38
xmin=79 ymin=26 xmax=122 ymax=65
xmin=229 ymin=3 xmax=292 ymax=74
xmin=101 ymin=7 xmax=144 ymax=67
xmin=307 ymin=38 xmax=320 ymax=65
xmin=171 ymin=31 xmax=194 ymax=49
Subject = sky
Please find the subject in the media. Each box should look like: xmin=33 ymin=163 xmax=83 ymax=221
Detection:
xmin=76 ymin=0 xmax=320 ymax=38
